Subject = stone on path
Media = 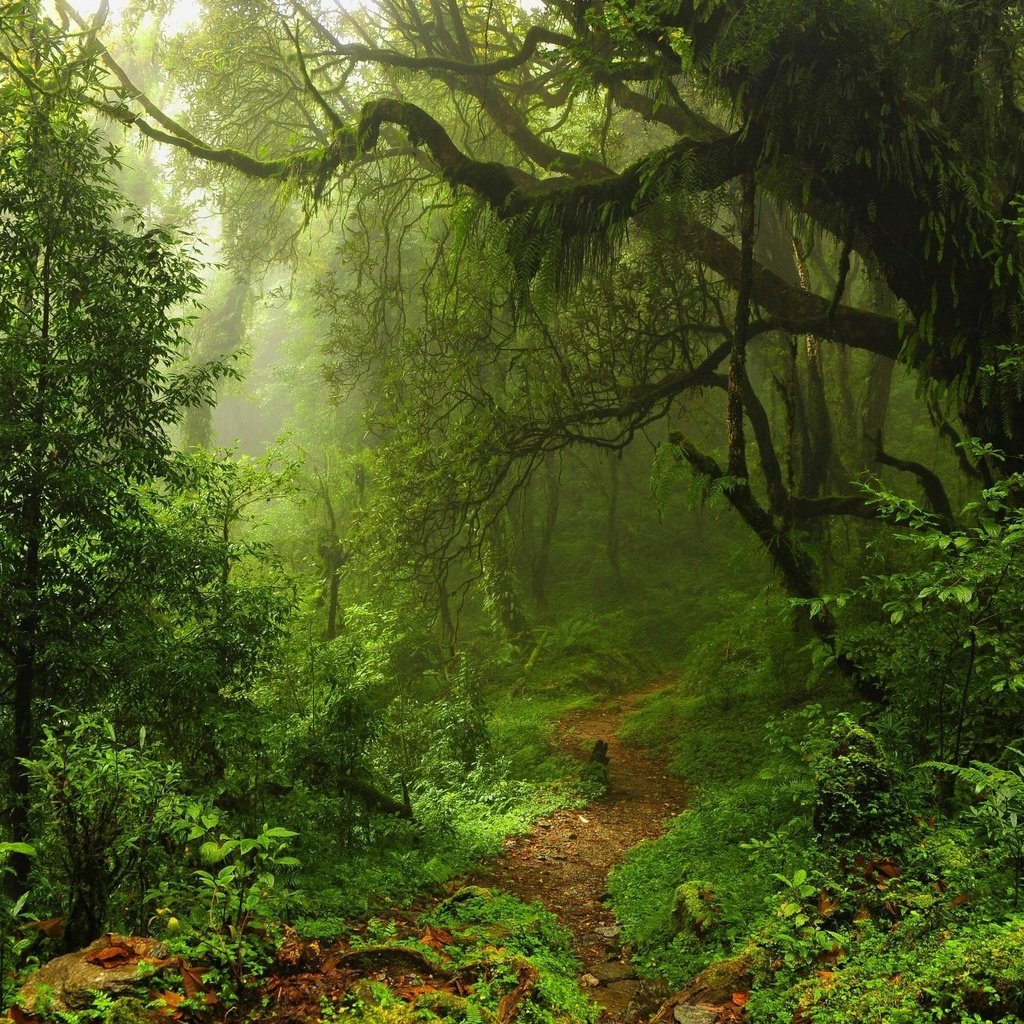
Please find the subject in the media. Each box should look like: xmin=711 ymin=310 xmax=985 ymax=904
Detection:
xmin=672 ymin=1005 xmax=718 ymax=1024
xmin=622 ymin=977 xmax=671 ymax=1023
xmin=596 ymin=979 xmax=642 ymax=1016
xmin=590 ymin=960 xmax=636 ymax=983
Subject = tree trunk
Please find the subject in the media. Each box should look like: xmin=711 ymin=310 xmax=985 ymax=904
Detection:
xmin=481 ymin=519 xmax=529 ymax=640
xmin=530 ymin=452 xmax=560 ymax=607
xmin=860 ymin=354 xmax=896 ymax=470
xmin=606 ymin=452 xmax=625 ymax=592
xmin=325 ymin=568 xmax=341 ymax=641
xmin=438 ymin=570 xmax=457 ymax=656
xmin=9 ymin=522 xmax=39 ymax=893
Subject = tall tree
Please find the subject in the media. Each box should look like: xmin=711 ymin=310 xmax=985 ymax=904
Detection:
xmin=0 ymin=14 xmax=222 ymax=872
xmin=48 ymin=0 xmax=1024 ymax=676
xmin=72 ymin=0 xmax=1024 ymax=443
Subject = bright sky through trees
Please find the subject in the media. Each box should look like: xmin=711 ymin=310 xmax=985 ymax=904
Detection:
xmin=89 ymin=0 xmax=201 ymax=33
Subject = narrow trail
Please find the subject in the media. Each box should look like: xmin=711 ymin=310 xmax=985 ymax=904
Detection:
xmin=469 ymin=680 xmax=690 ymax=1022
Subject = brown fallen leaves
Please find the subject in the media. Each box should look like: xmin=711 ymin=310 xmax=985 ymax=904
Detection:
xmin=89 ymin=936 xmax=218 ymax=1022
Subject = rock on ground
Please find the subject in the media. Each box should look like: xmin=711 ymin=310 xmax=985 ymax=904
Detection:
xmin=17 ymin=935 xmax=168 ymax=1015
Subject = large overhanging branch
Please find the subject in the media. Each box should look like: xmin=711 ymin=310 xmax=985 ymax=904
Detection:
xmin=870 ymin=431 xmax=954 ymax=529
xmin=498 ymin=340 xmax=730 ymax=455
xmin=671 ymin=434 xmax=825 ymax=603
xmin=290 ymin=0 xmax=575 ymax=78
xmin=672 ymin=219 xmax=903 ymax=359
xmin=594 ymin=71 xmax=725 ymax=140
xmin=91 ymin=47 xmax=904 ymax=360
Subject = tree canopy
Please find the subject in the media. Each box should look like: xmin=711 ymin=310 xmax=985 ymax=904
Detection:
xmin=27 ymin=0 xmax=1013 ymax=639
xmin=69 ymin=0 xmax=1024 ymax=447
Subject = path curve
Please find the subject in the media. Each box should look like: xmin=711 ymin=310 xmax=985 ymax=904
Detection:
xmin=469 ymin=681 xmax=689 ymax=1022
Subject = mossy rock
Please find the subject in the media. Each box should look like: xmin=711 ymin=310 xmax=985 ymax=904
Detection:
xmin=477 ymin=924 xmax=514 ymax=943
xmin=678 ymin=948 xmax=763 ymax=1005
xmin=436 ymin=886 xmax=495 ymax=914
xmin=104 ymin=998 xmax=161 ymax=1024
xmin=354 ymin=1005 xmax=427 ymax=1024
xmin=672 ymin=880 xmax=719 ymax=939
xmin=416 ymin=989 xmax=497 ymax=1023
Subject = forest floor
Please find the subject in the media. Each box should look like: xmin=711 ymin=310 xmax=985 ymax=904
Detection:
xmin=466 ymin=679 xmax=694 ymax=1022
xmin=57 ymin=680 xmax=748 ymax=1024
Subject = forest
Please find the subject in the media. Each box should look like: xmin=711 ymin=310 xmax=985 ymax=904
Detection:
xmin=1 ymin=0 xmax=1024 ymax=1021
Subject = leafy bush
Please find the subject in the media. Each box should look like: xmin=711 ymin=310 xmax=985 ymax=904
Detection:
xmin=811 ymin=715 xmax=904 ymax=843
xmin=428 ymin=888 xmax=598 ymax=1024
xmin=757 ymin=915 xmax=1024 ymax=1024
xmin=926 ymin=751 xmax=1024 ymax=906
xmin=815 ymin=470 xmax=1024 ymax=766
xmin=150 ymin=808 xmax=301 ymax=1006
xmin=0 ymin=841 xmax=35 ymax=1011
xmin=24 ymin=716 xmax=181 ymax=948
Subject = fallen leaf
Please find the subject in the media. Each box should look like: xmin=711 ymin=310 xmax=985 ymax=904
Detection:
xmin=872 ymin=858 xmax=902 ymax=879
xmin=87 ymin=940 xmax=140 ymax=968
xmin=420 ymin=925 xmax=455 ymax=951
xmin=496 ymin=962 xmax=539 ymax=1023
xmin=399 ymin=984 xmax=441 ymax=1001
xmin=818 ymin=890 xmax=840 ymax=916
xmin=732 ymin=991 xmax=749 ymax=1005
xmin=180 ymin=964 xmax=208 ymax=998
xmin=149 ymin=990 xmax=184 ymax=1020
xmin=25 ymin=917 xmax=64 ymax=940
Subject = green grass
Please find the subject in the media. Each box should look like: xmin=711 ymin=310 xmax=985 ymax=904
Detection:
xmin=489 ymin=687 xmax=598 ymax=782
xmin=608 ymin=594 xmax=850 ymax=986
xmin=427 ymin=887 xmax=599 ymax=1024
xmin=289 ymin=665 xmax=610 ymax=926
xmin=305 ymin=889 xmax=598 ymax=1024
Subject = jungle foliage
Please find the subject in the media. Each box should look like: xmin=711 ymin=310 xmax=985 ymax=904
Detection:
xmin=1 ymin=0 xmax=1024 ymax=1022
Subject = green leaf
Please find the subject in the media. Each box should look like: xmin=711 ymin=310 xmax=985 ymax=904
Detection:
xmin=262 ymin=827 xmax=298 ymax=839
xmin=0 ymin=842 xmax=36 ymax=859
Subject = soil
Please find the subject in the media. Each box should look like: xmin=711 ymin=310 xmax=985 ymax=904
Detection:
xmin=467 ymin=680 xmax=692 ymax=1022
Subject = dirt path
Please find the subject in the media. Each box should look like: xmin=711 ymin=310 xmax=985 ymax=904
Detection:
xmin=468 ymin=681 xmax=689 ymax=1022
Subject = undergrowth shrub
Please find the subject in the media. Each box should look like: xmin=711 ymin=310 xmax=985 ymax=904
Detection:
xmin=428 ymin=888 xmax=598 ymax=1024
xmin=521 ymin=609 xmax=650 ymax=692
xmin=24 ymin=716 xmax=181 ymax=949
xmin=609 ymin=602 xmax=853 ymax=987
xmin=813 ymin=471 xmax=1024 ymax=767
xmin=811 ymin=714 xmax=904 ymax=843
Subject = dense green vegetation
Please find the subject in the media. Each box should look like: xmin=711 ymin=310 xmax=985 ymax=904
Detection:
xmin=3 ymin=0 xmax=1024 ymax=1021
